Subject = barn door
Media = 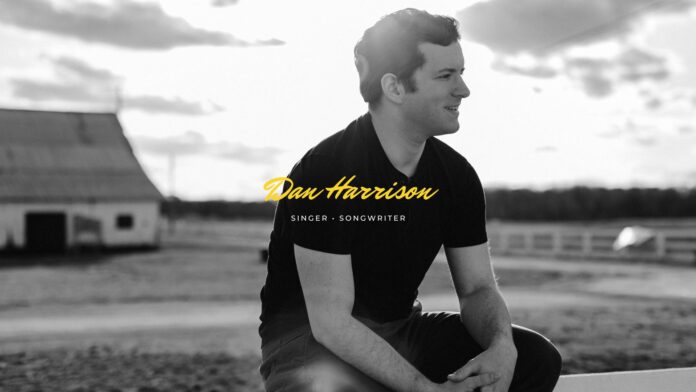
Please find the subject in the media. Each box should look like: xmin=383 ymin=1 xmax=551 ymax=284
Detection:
xmin=24 ymin=212 xmax=67 ymax=253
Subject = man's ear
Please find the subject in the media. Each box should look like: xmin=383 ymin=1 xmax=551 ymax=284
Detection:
xmin=380 ymin=73 xmax=405 ymax=104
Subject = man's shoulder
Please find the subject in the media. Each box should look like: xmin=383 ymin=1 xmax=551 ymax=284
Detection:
xmin=429 ymin=136 xmax=475 ymax=172
xmin=290 ymin=115 xmax=365 ymax=179
xmin=307 ymin=115 xmax=364 ymax=158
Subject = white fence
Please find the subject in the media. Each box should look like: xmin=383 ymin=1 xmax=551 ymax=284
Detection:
xmin=487 ymin=223 xmax=696 ymax=265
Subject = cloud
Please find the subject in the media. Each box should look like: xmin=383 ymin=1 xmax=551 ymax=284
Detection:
xmin=640 ymin=88 xmax=696 ymax=111
xmin=212 ymin=0 xmax=240 ymax=7
xmin=678 ymin=125 xmax=694 ymax=134
xmin=257 ymin=38 xmax=285 ymax=46
xmin=596 ymin=129 xmax=622 ymax=139
xmin=644 ymin=96 xmax=663 ymax=110
xmin=10 ymin=57 xmax=117 ymax=103
xmin=482 ymin=45 xmax=673 ymax=99
xmin=560 ymin=46 xmax=672 ymax=97
xmin=491 ymin=58 xmax=558 ymax=78
xmin=625 ymin=122 xmax=659 ymax=147
xmin=562 ymin=56 xmax=612 ymax=96
xmin=633 ymin=136 xmax=657 ymax=147
xmin=457 ymin=0 xmax=686 ymax=99
xmin=10 ymin=56 xmax=222 ymax=115
xmin=598 ymin=119 xmax=660 ymax=146
xmin=11 ymin=79 xmax=106 ymax=102
xmin=577 ymin=73 xmax=614 ymax=97
xmin=457 ymin=0 xmax=695 ymax=55
xmin=0 ymin=0 xmax=284 ymax=50
xmin=124 ymin=95 xmax=219 ymax=115
xmin=535 ymin=145 xmax=558 ymax=153
xmin=134 ymin=131 xmax=206 ymax=155
xmin=564 ymin=56 xmax=609 ymax=72
xmin=10 ymin=79 xmax=222 ymax=115
xmin=51 ymin=55 xmax=121 ymax=82
xmin=133 ymin=131 xmax=281 ymax=164
xmin=616 ymin=47 xmax=670 ymax=82
xmin=673 ymin=89 xmax=696 ymax=108
xmin=215 ymin=145 xmax=280 ymax=164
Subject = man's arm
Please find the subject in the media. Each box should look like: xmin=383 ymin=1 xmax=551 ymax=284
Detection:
xmin=444 ymin=243 xmax=517 ymax=392
xmin=296 ymin=244 xmax=496 ymax=392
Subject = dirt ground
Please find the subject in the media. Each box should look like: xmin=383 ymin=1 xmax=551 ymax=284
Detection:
xmin=1 ymin=219 xmax=695 ymax=391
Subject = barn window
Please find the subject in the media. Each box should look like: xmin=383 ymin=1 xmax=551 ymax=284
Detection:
xmin=116 ymin=214 xmax=134 ymax=230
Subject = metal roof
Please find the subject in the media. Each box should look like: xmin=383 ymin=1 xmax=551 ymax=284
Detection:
xmin=0 ymin=108 xmax=162 ymax=202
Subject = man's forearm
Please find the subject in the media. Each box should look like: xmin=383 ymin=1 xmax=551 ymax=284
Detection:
xmin=458 ymin=286 xmax=515 ymax=349
xmin=315 ymin=314 xmax=436 ymax=392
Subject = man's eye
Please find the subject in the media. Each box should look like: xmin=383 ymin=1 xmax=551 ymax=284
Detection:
xmin=438 ymin=74 xmax=451 ymax=79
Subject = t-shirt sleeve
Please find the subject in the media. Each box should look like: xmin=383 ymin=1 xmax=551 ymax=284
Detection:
xmin=283 ymin=153 xmax=354 ymax=254
xmin=443 ymin=160 xmax=488 ymax=248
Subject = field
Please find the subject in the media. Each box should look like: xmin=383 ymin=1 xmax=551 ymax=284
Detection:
xmin=1 ymin=219 xmax=695 ymax=391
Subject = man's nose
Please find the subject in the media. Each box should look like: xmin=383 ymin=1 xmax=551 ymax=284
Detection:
xmin=453 ymin=76 xmax=470 ymax=99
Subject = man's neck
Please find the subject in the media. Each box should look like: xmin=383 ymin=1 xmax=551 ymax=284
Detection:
xmin=369 ymin=109 xmax=428 ymax=178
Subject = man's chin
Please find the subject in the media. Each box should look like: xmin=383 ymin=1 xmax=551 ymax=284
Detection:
xmin=438 ymin=123 xmax=460 ymax=135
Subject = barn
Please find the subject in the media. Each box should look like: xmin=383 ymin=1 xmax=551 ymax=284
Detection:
xmin=0 ymin=108 xmax=163 ymax=253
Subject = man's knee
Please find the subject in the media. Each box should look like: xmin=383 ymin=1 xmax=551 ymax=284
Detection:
xmin=262 ymin=332 xmax=392 ymax=392
xmin=511 ymin=325 xmax=562 ymax=392
xmin=300 ymin=360 xmax=387 ymax=392
xmin=264 ymin=357 xmax=382 ymax=392
xmin=299 ymin=339 xmax=393 ymax=392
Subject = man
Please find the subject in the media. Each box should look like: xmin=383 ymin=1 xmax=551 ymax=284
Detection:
xmin=259 ymin=9 xmax=561 ymax=392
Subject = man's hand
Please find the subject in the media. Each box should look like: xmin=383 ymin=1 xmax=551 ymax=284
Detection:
xmin=435 ymin=374 xmax=500 ymax=392
xmin=446 ymin=339 xmax=517 ymax=392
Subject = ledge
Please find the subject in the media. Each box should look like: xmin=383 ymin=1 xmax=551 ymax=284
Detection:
xmin=555 ymin=367 xmax=696 ymax=392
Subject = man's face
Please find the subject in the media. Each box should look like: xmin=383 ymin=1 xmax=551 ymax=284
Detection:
xmin=400 ymin=42 xmax=469 ymax=136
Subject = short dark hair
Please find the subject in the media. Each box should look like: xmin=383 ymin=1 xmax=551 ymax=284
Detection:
xmin=354 ymin=9 xmax=460 ymax=105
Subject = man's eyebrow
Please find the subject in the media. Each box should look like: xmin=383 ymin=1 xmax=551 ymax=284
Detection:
xmin=436 ymin=67 xmax=465 ymax=74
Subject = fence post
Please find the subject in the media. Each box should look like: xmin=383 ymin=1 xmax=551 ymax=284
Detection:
xmin=524 ymin=231 xmax=533 ymax=251
xmin=655 ymin=233 xmax=666 ymax=258
xmin=553 ymin=230 xmax=562 ymax=253
xmin=499 ymin=230 xmax=508 ymax=253
xmin=582 ymin=232 xmax=592 ymax=255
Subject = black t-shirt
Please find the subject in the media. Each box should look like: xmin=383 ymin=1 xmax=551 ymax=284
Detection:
xmin=259 ymin=113 xmax=487 ymax=337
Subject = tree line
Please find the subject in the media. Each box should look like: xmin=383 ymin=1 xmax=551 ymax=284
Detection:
xmin=161 ymin=187 xmax=696 ymax=221
xmin=484 ymin=187 xmax=696 ymax=221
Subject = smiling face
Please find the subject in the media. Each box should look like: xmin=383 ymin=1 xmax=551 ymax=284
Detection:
xmin=400 ymin=42 xmax=469 ymax=137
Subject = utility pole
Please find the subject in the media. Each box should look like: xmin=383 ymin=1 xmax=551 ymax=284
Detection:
xmin=114 ymin=85 xmax=123 ymax=114
xmin=167 ymin=152 xmax=177 ymax=234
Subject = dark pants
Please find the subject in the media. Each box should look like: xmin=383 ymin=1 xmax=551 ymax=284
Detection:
xmin=260 ymin=306 xmax=562 ymax=392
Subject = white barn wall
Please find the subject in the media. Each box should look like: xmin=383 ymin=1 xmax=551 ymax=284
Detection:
xmin=0 ymin=202 xmax=160 ymax=249
xmin=0 ymin=206 xmax=22 ymax=248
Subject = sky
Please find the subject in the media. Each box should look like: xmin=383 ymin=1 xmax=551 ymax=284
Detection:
xmin=1 ymin=0 xmax=695 ymax=200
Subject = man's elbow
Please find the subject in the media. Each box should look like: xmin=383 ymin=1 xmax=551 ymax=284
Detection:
xmin=458 ymin=283 xmax=501 ymax=309
xmin=306 ymin=306 xmax=353 ymax=346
